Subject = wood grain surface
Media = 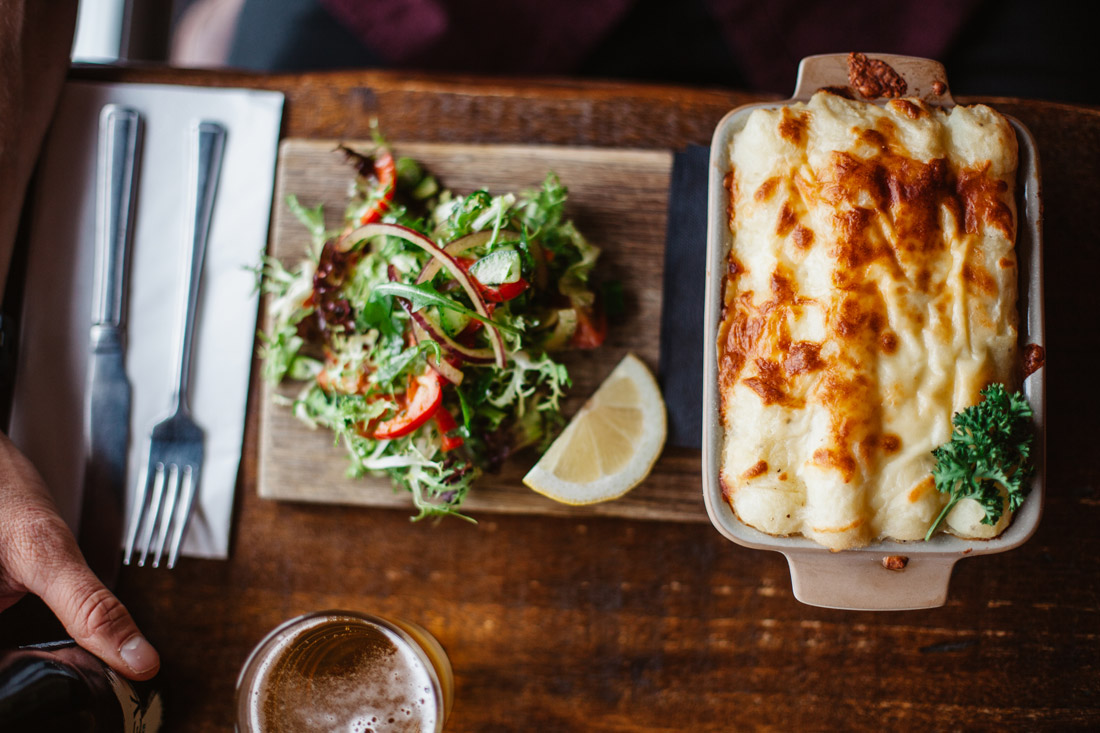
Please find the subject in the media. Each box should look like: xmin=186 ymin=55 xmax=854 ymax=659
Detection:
xmin=258 ymin=140 xmax=698 ymax=521
xmin=3 ymin=66 xmax=1095 ymax=732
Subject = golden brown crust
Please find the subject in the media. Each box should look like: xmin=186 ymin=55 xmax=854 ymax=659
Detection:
xmin=882 ymin=555 xmax=909 ymax=571
xmin=847 ymin=52 xmax=908 ymax=99
xmin=1023 ymin=343 xmax=1046 ymax=378
xmin=718 ymin=91 xmax=1019 ymax=549
xmin=742 ymin=460 xmax=769 ymax=479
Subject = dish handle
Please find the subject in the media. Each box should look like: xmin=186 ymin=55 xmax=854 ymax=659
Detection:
xmin=790 ymin=53 xmax=956 ymax=105
xmin=783 ymin=550 xmax=959 ymax=611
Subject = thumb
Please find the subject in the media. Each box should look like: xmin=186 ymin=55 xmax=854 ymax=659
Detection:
xmin=41 ymin=563 xmax=159 ymax=677
xmin=31 ymin=545 xmax=161 ymax=680
xmin=11 ymin=507 xmax=161 ymax=680
xmin=41 ymin=564 xmax=160 ymax=680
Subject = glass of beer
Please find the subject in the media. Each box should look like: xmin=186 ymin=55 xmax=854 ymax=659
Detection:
xmin=235 ymin=611 xmax=454 ymax=732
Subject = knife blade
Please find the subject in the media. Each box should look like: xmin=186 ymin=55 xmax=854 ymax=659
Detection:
xmin=78 ymin=105 xmax=142 ymax=589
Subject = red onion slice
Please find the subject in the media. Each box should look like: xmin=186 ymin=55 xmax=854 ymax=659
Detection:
xmin=396 ymin=297 xmax=496 ymax=364
xmin=415 ymin=229 xmax=520 ymax=285
xmin=411 ymin=311 xmax=497 ymax=364
xmin=412 ymin=323 xmax=466 ymax=385
xmin=344 ymin=222 xmax=507 ymax=367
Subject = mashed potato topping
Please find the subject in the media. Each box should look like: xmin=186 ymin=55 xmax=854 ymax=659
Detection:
xmin=717 ymin=91 xmax=1019 ymax=550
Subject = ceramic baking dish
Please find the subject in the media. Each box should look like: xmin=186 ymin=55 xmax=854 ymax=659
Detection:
xmin=701 ymin=53 xmax=1045 ymax=610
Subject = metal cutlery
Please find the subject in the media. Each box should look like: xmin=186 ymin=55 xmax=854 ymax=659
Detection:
xmin=79 ymin=105 xmax=142 ymax=586
xmin=123 ymin=120 xmax=226 ymax=568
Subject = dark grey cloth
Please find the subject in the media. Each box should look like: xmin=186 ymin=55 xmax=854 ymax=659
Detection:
xmin=658 ymin=145 xmax=710 ymax=449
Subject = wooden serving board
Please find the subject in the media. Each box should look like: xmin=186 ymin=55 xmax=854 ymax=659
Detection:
xmin=258 ymin=139 xmax=706 ymax=522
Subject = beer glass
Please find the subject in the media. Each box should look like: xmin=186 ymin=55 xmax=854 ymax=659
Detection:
xmin=235 ymin=611 xmax=454 ymax=732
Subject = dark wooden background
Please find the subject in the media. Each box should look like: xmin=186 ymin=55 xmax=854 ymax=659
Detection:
xmin=5 ymin=66 xmax=1099 ymax=731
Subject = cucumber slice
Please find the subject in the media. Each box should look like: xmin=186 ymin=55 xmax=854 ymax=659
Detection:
xmin=468 ymin=247 xmax=521 ymax=285
xmin=437 ymin=305 xmax=470 ymax=336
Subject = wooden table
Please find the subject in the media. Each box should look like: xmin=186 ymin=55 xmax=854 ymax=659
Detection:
xmin=13 ymin=66 xmax=1100 ymax=730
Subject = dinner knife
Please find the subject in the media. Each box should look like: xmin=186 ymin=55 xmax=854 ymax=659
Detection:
xmin=78 ymin=105 xmax=142 ymax=589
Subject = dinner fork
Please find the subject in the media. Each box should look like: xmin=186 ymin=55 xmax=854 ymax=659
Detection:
xmin=123 ymin=121 xmax=226 ymax=568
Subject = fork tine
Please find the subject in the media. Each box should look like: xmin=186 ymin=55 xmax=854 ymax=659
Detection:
xmin=151 ymin=464 xmax=180 ymax=568
xmin=166 ymin=465 xmax=198 ymax=569
xmin=137 ymin=463 xmax=166 ymax=567
xmin=122 ymin=455 xmax=153 ymax=565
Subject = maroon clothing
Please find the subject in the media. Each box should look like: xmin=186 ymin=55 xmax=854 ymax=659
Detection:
xmin=318 ymin=0 xmax=981 ymax=92
xmin=317 ymin=0 xmax=633 ymax=73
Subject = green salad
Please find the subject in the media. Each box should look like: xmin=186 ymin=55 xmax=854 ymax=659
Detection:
xmin=259 ymin=140 xmax=606 ymax=520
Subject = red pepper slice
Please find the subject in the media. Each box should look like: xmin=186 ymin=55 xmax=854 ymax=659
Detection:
xmin=570 ymin=305 xmax=607 ymax=349
xmin=358 ymin=150 xmax=396 ymax=225
xmin=479 ymin=278 xmax=529 ymax=303
xmin=372 ymin=369 xmax=443 ymax=439
xmin=433 ymin=406 xmax=464 ymax=451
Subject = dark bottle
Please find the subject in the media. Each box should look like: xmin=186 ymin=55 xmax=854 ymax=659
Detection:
xmin=0 ymin=640 xmax=161 ymax=732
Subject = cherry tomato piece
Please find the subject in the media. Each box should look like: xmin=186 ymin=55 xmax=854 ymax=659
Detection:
xmin=372 ymin=370 xmax=443 ymax=439
xmin=433 ymin=406 xmax=464 ymax=452
xmin=358 ymin=150 xmax=397 ymax=225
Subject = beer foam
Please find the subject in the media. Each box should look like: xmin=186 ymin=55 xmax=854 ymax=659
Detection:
xmin=246 ymin=616 xmax=440 ymax=733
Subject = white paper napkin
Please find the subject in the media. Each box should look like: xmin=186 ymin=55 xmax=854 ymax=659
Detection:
xmin=8 ymin=81 xmax=284 ymax=560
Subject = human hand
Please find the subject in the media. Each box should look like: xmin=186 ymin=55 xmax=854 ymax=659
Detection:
xmin=0 ymin=432 xmax=159 ymax=680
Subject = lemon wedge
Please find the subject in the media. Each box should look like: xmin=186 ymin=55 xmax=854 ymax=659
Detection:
xmin=523 ymin=353 xmax=666 ymax=505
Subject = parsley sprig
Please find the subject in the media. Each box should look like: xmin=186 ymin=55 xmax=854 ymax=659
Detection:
xmin=925 ymin=384 xmax=1035 ymax=540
